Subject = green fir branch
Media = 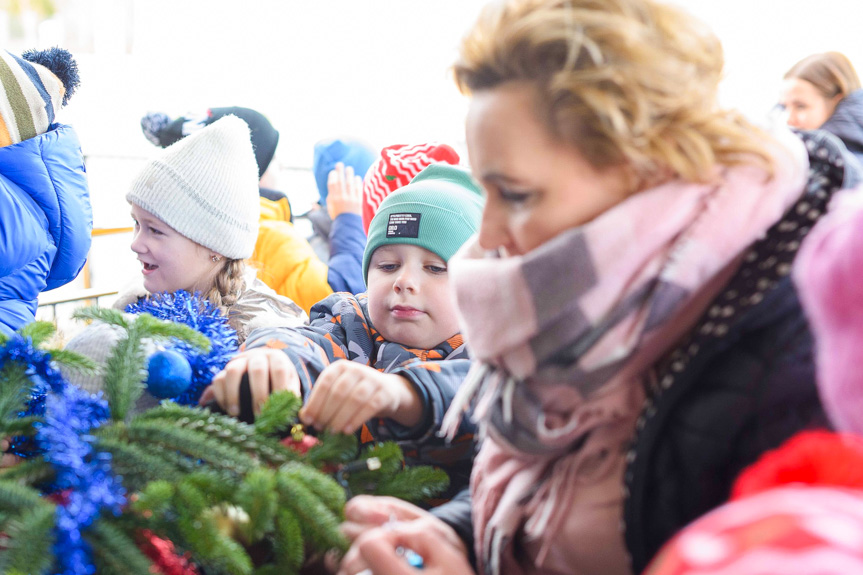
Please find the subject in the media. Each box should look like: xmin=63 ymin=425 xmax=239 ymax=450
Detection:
xmin=276 ymin=472 xmax=348 ymax=554
xmin=126 ymin=421 xmax=258 ymax=474
xmin=135 ymin=405 xmax=299 ymax=466
xmin=253 ymin=391 xmax=302 ymax=436
xmin=87 ymin=520 xmax=155 ymax=575
xmin=133 ymin=314 xmax=211 ymax=352
xmin=304 ymin=431 xmax=359 ymax=468
xmin=279 ymin=462 xmax=345 ymax=518
xmin=1 ymin=503 xmax=56 ymax=574
xmin=16 ymin=321 xmax=56 ymax=347
xmin=73 ymin=306 xmax=130 ymax=330
xmin=102 ymin=324 xmax=147 ymax=422
xmin=95 ymin=437 xmax=185 ymax=491
xmin=176 ymin=509 xmax=253 ymax=575
xmin=0 ymin=479 xmax=52 ymax=513
xmin=0 ymin=364 xmax=31 ymax=421
xmin=47 ymin=348 xmax=98 ymax=372
xmin=372 ymin=466 xmax=450 ymax=502
xmin=235 ymin=468 xmax=277 ymax=543
xmin=0 ymin=415 xmax=40 ymax=439
xmin=0 ymin=457 xmax=54 ymax=486
xmin=271 ymin=509 xmax=303 ymax=575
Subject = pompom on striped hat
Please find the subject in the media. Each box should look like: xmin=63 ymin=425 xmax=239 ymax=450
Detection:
xmin=0 ymin=47 xmax=80 ymax=147
xmin=361 ymin=142 xmax=460 ymax=234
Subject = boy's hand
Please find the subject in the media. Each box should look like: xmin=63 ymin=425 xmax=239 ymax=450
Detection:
xmin=300 ymin=361 xmax=422 ymax=434
xmin=200 ymin=348 xmax=301 ymax=417
xmin=327 ymin=162 xmax=363 ymax=220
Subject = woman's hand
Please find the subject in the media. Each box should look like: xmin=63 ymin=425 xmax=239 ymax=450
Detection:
xmin=300 ymin=362 xmax=422 ymax=434
xmin=337 ymin=499 xmax=472 ymax=575
xmin=327 ymin=162 xmax=363 ymax=220
xmin=200 ymin=348 xmax=301 ymax=417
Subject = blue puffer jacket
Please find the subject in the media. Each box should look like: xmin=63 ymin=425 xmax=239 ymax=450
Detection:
xmin=0 ymin=124 xmax=92 ymax=335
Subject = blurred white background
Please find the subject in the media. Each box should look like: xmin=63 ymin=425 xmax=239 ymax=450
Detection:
xmin=6 ymin=0 xmax=862 ymax=330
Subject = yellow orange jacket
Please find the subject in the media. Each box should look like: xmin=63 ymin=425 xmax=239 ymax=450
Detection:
xmin=250 ymin=192 xmax=333 ymax=314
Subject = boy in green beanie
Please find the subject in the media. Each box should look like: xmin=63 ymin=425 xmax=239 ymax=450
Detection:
xmin=202 ymin=163 xmax=484 ymax=498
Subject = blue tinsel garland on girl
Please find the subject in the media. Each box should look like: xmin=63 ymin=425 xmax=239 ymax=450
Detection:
xmin=125 ymin=290 xmax=238 ymax=405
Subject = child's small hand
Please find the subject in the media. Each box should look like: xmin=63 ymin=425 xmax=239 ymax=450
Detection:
xmin=327 ymin=162 xmax=363 ymax=220
xmin=201 ymin=348 xmax=301 ymax=417
xmin=300 ymin=362 xmax=422 ymax=434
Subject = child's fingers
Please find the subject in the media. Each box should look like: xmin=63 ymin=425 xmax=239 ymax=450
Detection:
xmin=303 ymin=363 xmax=357 ymax=429
xmin=205 ymin=355 xmax=250 ymax=416
xmin=266 ymin=350 xmax=301 ymax=402
xmin=327 ymin=378 xmax=389 ymax=434
xmin=246 ymin=352 xmax=275 ymax=414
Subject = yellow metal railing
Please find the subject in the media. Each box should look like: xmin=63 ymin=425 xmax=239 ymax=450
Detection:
xmin=37 ymin=227 xmax=134 ymax=315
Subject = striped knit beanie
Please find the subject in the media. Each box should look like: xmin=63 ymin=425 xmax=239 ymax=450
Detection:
xmin=363 ymin=163 xmax=484 ymax=283
xmin=126 ymin=115 xmax=261 ymax=259
xmin=0 ymin=47 xmax=79 ymax=147
xmin=362 ymin=142 xmax=460 ymax=233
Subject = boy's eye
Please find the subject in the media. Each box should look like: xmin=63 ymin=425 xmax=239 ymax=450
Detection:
xmin=426 ymin=265 xmax=447 ymax=274
xmin=377 ymin=263 xmax=399 ymax=272
xmin=149 ymin=226 xmax=164 ymax=236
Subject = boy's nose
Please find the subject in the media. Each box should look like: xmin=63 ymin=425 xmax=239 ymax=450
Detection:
xmin=393 ymin=268 xmax=418 ymax=293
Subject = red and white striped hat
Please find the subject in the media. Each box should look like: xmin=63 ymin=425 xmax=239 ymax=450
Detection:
xmin=361 ymin=142 xmax=460 ymax=233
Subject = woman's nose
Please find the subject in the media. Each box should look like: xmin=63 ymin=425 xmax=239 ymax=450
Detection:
xmin=478 ymin=200 xmax=510 ymax=252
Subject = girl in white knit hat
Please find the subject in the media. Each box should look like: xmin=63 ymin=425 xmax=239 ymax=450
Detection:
xmin=115 ymin=114 xmax=307 ymax=342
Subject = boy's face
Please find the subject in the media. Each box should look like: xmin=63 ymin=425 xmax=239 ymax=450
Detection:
xmin=367 ymin=244 xmax=460 ymax=350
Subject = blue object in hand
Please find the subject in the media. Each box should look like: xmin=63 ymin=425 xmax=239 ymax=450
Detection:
xmin=146 ymin=349 xmax=192 ymax=399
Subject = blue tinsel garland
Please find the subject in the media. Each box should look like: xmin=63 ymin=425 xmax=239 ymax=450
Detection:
xmin=38 ymin=385 xmax=125 ymax=575
xmin=0 ymin=334 xmax=67 ymax=458
xmin=126 ymin=291 xmax=238 ymax=405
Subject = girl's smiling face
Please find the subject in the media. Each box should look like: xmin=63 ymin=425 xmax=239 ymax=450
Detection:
xmin=129 ymin=204 xmax=222 ymax=295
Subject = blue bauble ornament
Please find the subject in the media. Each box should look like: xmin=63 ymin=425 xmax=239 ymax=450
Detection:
xmin=146 ymin=349 xmax=192 ymax=399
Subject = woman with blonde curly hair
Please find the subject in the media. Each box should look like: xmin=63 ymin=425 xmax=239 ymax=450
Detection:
xmin=335 ymin=1 xmax=845 ymax=574
xmin=114 ymin=115 xmax=306 ymax=343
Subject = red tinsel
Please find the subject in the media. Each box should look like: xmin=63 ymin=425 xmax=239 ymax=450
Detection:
xmin=732 ymin=430 xmax=863 ymax=500
xmin=138 ymin=530 xmax=200 ymax=575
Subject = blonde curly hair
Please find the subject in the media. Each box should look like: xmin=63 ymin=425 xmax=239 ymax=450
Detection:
xmin=454 ymin=0 xmax=773 ymax=183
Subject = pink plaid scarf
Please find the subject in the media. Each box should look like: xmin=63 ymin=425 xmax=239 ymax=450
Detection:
xmin=443 ymin=134 xmax=808 ymax=575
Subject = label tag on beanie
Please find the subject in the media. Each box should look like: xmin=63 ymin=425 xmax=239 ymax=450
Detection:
xmin=386 ymin=213 xmax=421 ymax=238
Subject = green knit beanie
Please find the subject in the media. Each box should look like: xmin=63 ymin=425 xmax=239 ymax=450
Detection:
xmin=363 ymin=163 xmax=485 ymax=283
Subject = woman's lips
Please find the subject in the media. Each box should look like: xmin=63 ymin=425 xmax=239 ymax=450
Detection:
xmin=141 ymin=262 xmax=159 ymax=275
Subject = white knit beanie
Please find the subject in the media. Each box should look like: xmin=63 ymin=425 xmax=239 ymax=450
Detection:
xmin=126 ymin=115 xmax=260 ymax=259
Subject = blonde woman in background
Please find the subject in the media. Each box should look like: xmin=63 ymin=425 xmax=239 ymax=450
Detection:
xmin=334 ymin=0 xmax=849 ymax=574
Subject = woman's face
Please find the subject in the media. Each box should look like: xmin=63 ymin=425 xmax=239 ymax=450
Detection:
xmin=466 ymin=82 xmax=633 ymax=256
xmin=129 ymin=204 xmax=222 ymax=295
xmin=779 ymin=78 xmax=841 ymax=131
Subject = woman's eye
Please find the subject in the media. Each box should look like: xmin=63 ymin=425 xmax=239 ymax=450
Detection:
xmin=149 ymin=227 xmax=164 ymax=235
xmin=499 ymin=188 xmax=532 ymax=204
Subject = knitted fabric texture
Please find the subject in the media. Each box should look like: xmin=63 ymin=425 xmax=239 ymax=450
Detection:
xmin=0 ymin=49 xmax=69 ymax=146
xmin=313 ymin=138 xmax=377 ymax=204
xmin=362 ymin=163 xmax=484 ymax=283
xmin=126 ymin=115 xmax=261 ymax=259
xmin=362 ymin=142 xmax=460 ymax=233
xmin=793 ymin=188 xmax=863 ymax=436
